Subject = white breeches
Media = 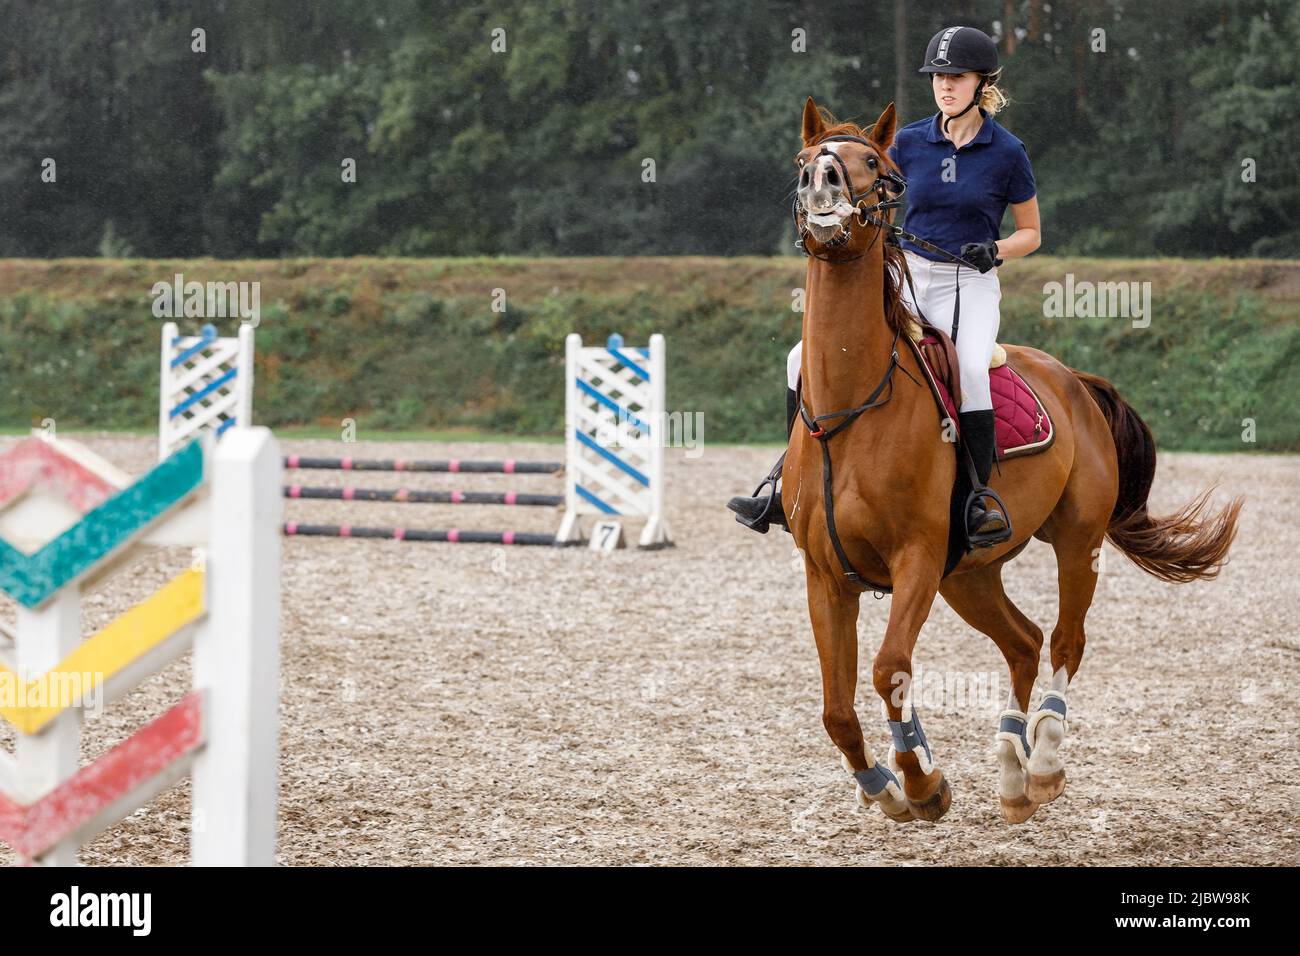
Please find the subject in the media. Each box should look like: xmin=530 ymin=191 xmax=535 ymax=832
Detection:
xmin=786 ymin=250 xmax=1003 ymax=411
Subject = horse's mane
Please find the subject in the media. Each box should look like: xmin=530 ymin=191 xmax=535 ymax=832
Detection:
xmin=807 ymin=117 xmax=917 ymax=337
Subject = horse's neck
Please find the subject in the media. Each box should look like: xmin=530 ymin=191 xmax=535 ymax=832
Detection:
xmin=801 ymin=253 xmax=897 ymax=416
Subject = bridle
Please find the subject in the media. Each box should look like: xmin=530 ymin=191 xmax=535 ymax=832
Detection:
xmin=793 ymin=133 xmax=977 ymax=272
xmin=791 ymin=135 xmax=907 ymax=262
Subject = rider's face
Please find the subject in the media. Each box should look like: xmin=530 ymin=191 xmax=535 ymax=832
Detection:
xmin=932 ymin=72 xmax=981 ymax=116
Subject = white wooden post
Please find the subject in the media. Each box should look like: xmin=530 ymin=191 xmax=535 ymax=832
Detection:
xmin=556 ymin=333 xmax=583 ymax=545
xmin=236 ymin=323 xmax=255 ymax=432
xmin=639 ymin=333 xmax=669 ymax=548
xmin=15 ymin=590 xmax=82 ymax=866
xmin=159 ymin=322 xmax=179 ymax=461
xmin=191 ymin=426 xmax=281 ymax=866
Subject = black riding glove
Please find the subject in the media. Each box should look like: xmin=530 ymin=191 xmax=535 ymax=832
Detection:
xmin=959 ymin=239 xmax=1000 ymax=274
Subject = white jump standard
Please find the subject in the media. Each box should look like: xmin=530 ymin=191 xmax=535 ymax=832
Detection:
xmin=159 ymin=322 xmax=254 ymax=460
xmin=557 ymin=333 xmax=671 ymax=549
xmin=0 ymin=429 xmax=281 ymax=865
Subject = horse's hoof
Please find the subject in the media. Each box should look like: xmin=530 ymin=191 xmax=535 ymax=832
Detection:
xmin=882 ymin=805 xmax=919 ymax=824
xmin=1000 ymin=793 xmax=1039 ymax=824
xmin=1026 ymin=767 xmax=1066 ymax=804
xmin=906 ymin=773 xmax=952 ymax=822
xmin=867 ymin=789 xmax=918 ymax=823
xmin=854 ymin=783 xmax=917 ymax=822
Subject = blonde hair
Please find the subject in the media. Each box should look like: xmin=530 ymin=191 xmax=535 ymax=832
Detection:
xmin=979 ymin=68 xmax=1008 ymax=115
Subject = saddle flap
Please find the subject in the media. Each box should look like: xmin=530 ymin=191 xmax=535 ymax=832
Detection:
xmin=916 ymin=325 xmax=962 ymax=412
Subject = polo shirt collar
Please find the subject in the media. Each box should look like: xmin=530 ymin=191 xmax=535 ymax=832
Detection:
xmin=926 ymin=107 xmax=993 ymax=145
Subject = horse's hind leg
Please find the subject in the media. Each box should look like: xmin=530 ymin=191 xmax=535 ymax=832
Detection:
xmin=1023 ymin=523 xmax=1103 ymax=804
xmin=938 ymin=563 xmax=1045 ymax=823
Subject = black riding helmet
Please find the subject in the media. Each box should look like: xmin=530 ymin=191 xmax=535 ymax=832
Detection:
xmin=919 ymin=26 xmax=1000 ymax=132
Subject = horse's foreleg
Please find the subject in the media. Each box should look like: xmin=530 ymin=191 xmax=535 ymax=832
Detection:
xmin=805 ymin=569 xmax=915 ymax=823
xmin=870 ymin=548 xmax=950 ymax=822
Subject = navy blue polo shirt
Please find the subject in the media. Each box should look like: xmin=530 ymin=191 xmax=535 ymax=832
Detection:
xmin=886 ymin=108 xmax=1036 ymax=262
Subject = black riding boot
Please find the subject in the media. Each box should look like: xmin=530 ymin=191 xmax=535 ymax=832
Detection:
xmin=959 ymin=409 xmax=1011 ymax=546
xmin=727 ymin=388 xmax=798 ymax=534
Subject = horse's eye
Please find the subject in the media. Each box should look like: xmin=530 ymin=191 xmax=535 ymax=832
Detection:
xmin=798 ymin=158 xmax=806 ymax=166
xmin=867 ymin=157 xmax=878 ymax=169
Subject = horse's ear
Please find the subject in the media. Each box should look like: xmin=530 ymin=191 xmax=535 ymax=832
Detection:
xmin=869 ymin=102 xmax=897 ymax=150
xmin=802 ymin=96 xmax=827 ymax=145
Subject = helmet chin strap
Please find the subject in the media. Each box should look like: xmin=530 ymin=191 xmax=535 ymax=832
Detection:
xmin=942 ymin=77 xmax=984 ymax=133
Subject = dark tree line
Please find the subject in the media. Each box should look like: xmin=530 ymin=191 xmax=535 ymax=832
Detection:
xmin=1 ymin=0 xmax=1295 ymax=258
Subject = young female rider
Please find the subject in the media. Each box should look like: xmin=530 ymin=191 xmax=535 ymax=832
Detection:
xmin=728 ymin=25 xmax=1040 ymax=547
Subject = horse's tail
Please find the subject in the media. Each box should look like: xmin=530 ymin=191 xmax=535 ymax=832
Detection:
xmin=1072 ymin=370 xmax=1243 ymax=583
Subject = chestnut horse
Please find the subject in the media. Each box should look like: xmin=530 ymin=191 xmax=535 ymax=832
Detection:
xmin=785 ymin=98 xmax=1242 ymax=823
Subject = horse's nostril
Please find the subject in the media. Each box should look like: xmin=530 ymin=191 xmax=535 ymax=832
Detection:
xmin=827 ymin=168 xmax=840 ymax=187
